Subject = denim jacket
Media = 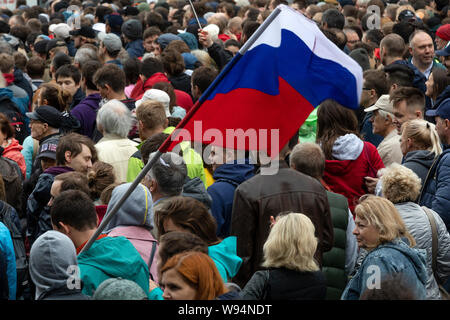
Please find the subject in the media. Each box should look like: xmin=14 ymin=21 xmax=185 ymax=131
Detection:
xmin=341 ymin=238 xmax=428 ymax=300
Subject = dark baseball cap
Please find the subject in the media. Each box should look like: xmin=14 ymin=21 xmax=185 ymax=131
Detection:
xmin=69 ymin=25 xmax=96 ymax=39
xmin=426 ymin=98 xmax=450 ymax=120
xmin=26 ymin=106 xmax=63 ymax=129
xmin=398 ymin=10 xmax=416 ymax=22
xmin=436 ymin=44 xmax=450 ymax=57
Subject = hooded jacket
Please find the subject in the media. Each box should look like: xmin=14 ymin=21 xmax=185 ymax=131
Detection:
xmin=2 ymin=138 xmax=25 ymax=178
xmin=207 ymin=161 xmax=255 ymax=238
xmin=394 ymin=202 xmax=450 ymax=299
xmin=102 ymin=183 xmax=158 ymax=282
xmin=402 ymin=150 xmax=437 ymax=189
xmin=77 ymin=236 xmax=150 ymax=297
xmin=182 ymin=176 xmax=212 ymax=209
xmin=323 ymin=134 xmax=385 ymax=213
xmin=70 ymin=93 xmax=102 ymax=139
xmin=130 ymin=72 xmax=169 ymax=101
xmin=341 ymin=238 xmax=428 ymax=300
xmin=29 ymin=230 xmax=89 ymax=300
xmin=208 ymin=236 xmax=242 ymax=283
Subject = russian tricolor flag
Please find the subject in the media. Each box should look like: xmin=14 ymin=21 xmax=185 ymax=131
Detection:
xmin=160 ymin=5 xmax=363 ymax=156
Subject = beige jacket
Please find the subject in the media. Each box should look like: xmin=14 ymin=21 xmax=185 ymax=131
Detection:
xmin=95 ymin=134 xmax=138 ymax=182
xmin=377 ymin=129 xmax=403 ymax=167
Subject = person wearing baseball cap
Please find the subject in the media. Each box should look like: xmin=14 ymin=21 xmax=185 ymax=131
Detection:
xmin=69 ymin=25 xmax=96 ymax=49
xmin=421 ymin=98 xmax=450 ymax=230
xmin=98 ymin=32 xmax=123 ymax=68
xmin=435 ymin=38 xmax=450 ymax=70
xmin=26 ymin=106 xmax=63 ymax=173
xmin=364 ymin=95 xmax=403 ymax=166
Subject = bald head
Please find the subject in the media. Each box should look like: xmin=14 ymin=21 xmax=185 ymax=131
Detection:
xmin=409 ymin=30 xmax=434 ymax=71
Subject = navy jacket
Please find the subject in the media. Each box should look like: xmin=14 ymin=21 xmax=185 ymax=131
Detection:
xmin=419 ymin=145 xmax=450 ymax=231
xmin=26 ymin=166 xmax=74 ymax=245
xmin=207 ymin=160 xmax=254 ymax=238
xmin=125 ymin=39 xmax=144 ymax=59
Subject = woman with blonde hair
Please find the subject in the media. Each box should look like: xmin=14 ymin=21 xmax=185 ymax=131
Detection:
xmin=400 ymin=119 xmax=442 ymax=187
xmin=241 ymin=213 xmax=327 ymax=300
xmin=160 ymin=251 xmax=229 ymax=300
xmin=380 ymin=163 xmax=450 ymax=299
xmin=341 ymin=196 xmax=428 ymax=300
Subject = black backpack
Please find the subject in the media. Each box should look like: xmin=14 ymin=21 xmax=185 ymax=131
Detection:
xmin=0 ymin=201 xmax=29 ymax=299
xmin=0 ymin=95 xmax=28 ymax=145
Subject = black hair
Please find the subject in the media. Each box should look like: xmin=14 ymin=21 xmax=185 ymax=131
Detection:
xmin=55 ymin=64 xmax=82 ymax=84
xmin=50 ymin=190 xmax=97 ymax=231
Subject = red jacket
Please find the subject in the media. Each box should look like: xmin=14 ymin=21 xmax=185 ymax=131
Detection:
xmin=2 ymin=138 xmax=25 ymax=179
xmin=130 ymin=72 xmax=169 ymax=100
xmin=129 ymin=72 xmax=193 ymax=112
xmin=323 ymin=141 xmax=384 ymax=213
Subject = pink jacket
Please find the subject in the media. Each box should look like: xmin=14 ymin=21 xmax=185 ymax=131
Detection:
xmin=108 ymin=226 xmax=159 ymax=283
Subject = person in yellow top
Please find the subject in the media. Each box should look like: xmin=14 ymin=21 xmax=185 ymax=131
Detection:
xmin=127 ymin=100 xmax=206 ymax=187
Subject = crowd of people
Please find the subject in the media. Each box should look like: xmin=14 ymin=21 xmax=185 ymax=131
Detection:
xmin=0 ymin=0 xmax=450 ymax=301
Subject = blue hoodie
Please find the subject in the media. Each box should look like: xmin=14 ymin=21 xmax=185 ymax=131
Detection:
xmin=208 ymin=236 xmax=242 ymax=283
xmin=207 ymin=160 xmax=254 ymax=238
xmin=341 ymin=238 xmax=428 ymax=300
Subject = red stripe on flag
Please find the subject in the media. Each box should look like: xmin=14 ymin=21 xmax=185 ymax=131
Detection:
xmin=161 ymin=77 xmax=315 ymax=157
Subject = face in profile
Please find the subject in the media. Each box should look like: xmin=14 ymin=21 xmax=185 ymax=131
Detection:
xmin=353 ymin=215 xmax=380 ymax=250
xmin=160 ymin=268 xmax=197 ymax=300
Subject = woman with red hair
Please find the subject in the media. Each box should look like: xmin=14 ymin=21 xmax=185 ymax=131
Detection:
xmin=160 ymin=251 xmax=230 ymax=300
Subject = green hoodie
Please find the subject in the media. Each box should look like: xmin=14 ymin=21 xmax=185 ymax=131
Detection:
xmin=78 ymin=236 xmax=150 ymax=297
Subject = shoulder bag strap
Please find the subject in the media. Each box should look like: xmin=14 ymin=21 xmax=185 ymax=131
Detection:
xmin=422 ymin=206 xmax=438 ymax=276
xmin=147 ymin=241 xmax=157 ymax=281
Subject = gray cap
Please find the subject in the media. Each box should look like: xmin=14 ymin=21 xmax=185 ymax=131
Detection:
xmin=121 ymin=19 xmax=142 ymax=40
xmin=93 ymin=278 xmax=148 ymax=300
xmin=99 ymin=32 xmax=122 ymax=52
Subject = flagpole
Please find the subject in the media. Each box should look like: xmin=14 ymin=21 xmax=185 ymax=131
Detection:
xmin=79 ymin=150 xmax=163 ymax=254
xmin=187 ymin=0 xmax=203 ymax=30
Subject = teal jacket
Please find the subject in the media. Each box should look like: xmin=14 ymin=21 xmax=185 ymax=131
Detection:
xmin=208 ymin=236 xmax=242 ymax=283
xmin=78 ymin=236 xmax=150 ymax=297
xmin=149 ymin=236 xmax=242 ymax=300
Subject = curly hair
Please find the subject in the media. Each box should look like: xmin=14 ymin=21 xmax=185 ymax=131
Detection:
xmin=381 ymin=163 xmax=422 ymax=204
